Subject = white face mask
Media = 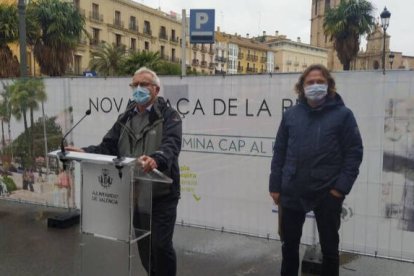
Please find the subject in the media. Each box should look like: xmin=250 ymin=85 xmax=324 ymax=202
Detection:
xmin=304 ymin=84 xmax=328 ymax=102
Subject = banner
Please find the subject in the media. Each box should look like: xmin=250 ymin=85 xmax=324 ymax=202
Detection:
xmin=1 ymin=71 xmax=414 ymax=261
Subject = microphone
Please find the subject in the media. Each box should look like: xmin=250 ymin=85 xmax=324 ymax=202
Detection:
xmin=59 ymin=109 xmax=91 ymax=168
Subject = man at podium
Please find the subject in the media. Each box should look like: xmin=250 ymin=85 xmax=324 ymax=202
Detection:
xmin=66 ymin=67 xmax=182 ymax=276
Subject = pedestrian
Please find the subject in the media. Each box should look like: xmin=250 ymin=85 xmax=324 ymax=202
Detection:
xmin=66 ymin=67 xmax=182 ymax=276
xmin=269 ymin=64 xmax=363 ymax=276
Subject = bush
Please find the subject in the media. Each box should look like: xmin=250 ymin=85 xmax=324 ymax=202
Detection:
xmin=2 ymin=176 xmax=17 ymax=192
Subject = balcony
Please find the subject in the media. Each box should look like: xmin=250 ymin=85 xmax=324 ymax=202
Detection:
xmin=261 ymin=57 xmax=267 ymax=63
xmin=246 ymin=67 xmax=258 ymax=73
xmin=200 ymin=45 xmax=207 ymax=53
xmin=170 ymin=36 xmax=179 ymax=44
xmin=215 ymin=56 xmax=227 ymax=63
xmin=294 ymin=61 xmax=299 ymax=67
xmin=112 ymin=19 xmax=124 ymax=29
xmin=161 ymin=54 xmax=170 ymax=61
xmin=209 ymin=47 xmax=214 ymax=55
xmin=192 ymin=44 xmax=199 ymax=51
xmin=90 ymin=38 xmax=100 ymax=46
xmin=143 ymin=28 xmax=152 ymax=37
xmin=200 ymin=61 xmax=208 ymax=68
xmin=209 ymin=62 xmax=215 ymax=69
xmin=89 ymin=11 xmax=103 ymax=23
xmin=129 ymin=23 xmax=138 ymax=32
xmin=237 ymin=66 xmax=243 ymax=73
xmin=238 ymin=53 xmax=244 ymax=59
xmin=171 ymin=57 xmax=181 ymax=64
xmin=192 ymin=59 xmax=199 ymax=66
xmin=286 ymin=60 xmax=292 ymax=65
xmin=159 ymin=33 xmax=168 ymax=41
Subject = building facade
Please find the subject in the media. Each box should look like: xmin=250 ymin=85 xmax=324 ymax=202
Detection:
xmin=73 ymin=0 xmax=187 ymax=75
xmin=262 ymin=32 xmax=328 ymax=73
xmin=310 ymin=0 xmax=414 ymax=71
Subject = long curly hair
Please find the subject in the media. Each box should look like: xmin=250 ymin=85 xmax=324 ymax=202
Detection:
xmin=294 ymin=64 xmax=336 ymax=99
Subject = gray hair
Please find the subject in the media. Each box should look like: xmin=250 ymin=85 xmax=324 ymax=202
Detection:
xmin=134 ymin=67 xmax=161 ymax=87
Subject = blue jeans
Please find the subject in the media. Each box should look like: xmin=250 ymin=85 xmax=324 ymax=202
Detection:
xmin=281 ymin=193 xmax=343 ymax=276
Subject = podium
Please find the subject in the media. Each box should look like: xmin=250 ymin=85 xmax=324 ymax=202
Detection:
xmin=48 ymin=150 xmax=172 ymax=276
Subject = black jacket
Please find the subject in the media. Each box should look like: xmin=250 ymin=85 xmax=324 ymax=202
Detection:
xmin=84 ymin=97 xmax=182 ymax=201
xmin=269 ymin=94 xmax=363 ymax=212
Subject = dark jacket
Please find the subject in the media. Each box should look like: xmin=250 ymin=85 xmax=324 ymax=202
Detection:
xmin=83 ymin=97 xmax=182 ymax=201
xmin=269 ymin=94 xmax=363 ymax=212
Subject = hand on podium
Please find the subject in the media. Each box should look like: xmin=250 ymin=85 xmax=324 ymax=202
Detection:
xmin=65 ymin=146 xmax=85 ymax=153
xmin=138 ymin=155 xmax=158 ymax=173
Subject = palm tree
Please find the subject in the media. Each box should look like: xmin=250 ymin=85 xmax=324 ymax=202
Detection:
xmin=120 ymin=50 xmax=161 ymax=75
xmin=0 ymin=82 xmax=13 ymax=148
xmin=27 ymin=0 xmax=85 ymax=76
xmin=89 ymin=42 xmax=127 ymax=76
xmin=323 ymin=0 xmax=375 ymax=70
xmin=0 ymin=3 xmax=20 ymax=77
xmin=8 ymin=78 xmax=46 ymax=160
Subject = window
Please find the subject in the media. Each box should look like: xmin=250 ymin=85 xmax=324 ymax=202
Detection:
xmin=160 ymin=45 xmax=165 ymax=58
xmin=91 ymin=28 xmax=100 ymax=45
xmin=144 ymin=41 xmax=149 ymax=50
xmin=114 ymin=11 xmax=121 ymax=26
xmin=74 ymin=55 xmax=82 ymax=75
xmin=129 ymin=16 xmax=137 ymax=31
xmin=115 ymin=34 xmax=122 ymax=47
xmin=144 ymin=21 xmax=151 ymax=35
xmin=325 ymin=0 xmax=330 ymax=11
xmin=315 ymin=0 xmax=318 ymax=15
xmin=131 ymin=38 xmax=136 ymax=50
xmin=171 ymin=29 xmax=176 ymax=42
xmin=92 ymin=3 xmax=99 ymax=20
xmin=160 ymin=26 xmax=167 ymax=39
xmin=171 ymin=48 xmax=176 ymax=62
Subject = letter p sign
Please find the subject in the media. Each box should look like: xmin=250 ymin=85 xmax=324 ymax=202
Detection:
xmin=190 ymin=9 xmax=215 ymax=44
xmin=196 ymin=12 xmax=208 ymax=29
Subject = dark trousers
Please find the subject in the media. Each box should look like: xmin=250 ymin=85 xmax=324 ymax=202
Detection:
xmin=281 ymin=194 xmax=342 ymax=276
xmin=135 ymin=198 xmax=178 ymax=276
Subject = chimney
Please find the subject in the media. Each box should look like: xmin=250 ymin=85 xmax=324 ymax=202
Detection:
xmin=297 ymin=37 xmax=301 ymax=43
xmin=263 ymin=31 xmax=266 ymax=36
xmin=275 ymin=30 xmax=279 ymax=36
xmin=246 ymin=33 xmax=249 ymax=38
xmin=217 ymin=26 xmax=220 ymax=32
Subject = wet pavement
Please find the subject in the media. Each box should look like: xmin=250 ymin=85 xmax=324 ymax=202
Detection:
xmin=1 ymin=200 xmax=413 ymax=275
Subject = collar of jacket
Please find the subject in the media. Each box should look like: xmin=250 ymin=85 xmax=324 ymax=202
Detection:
xmin=298 ymin=93 xmax=344 ymax=112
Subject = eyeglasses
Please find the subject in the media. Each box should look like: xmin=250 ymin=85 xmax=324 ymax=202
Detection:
xmin=129 ymin=81 xmax=155 ymax=89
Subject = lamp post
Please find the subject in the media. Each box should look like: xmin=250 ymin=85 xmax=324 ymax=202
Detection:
xmin=380 ymin=7 xmax=391 ymax=75
xmin=18 ymin=0 xmax=27 ymax=77
xmin=389 ymin=53 xmax=395 ymax=69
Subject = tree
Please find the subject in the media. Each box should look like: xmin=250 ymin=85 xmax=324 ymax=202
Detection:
xmin=8 ymin=78 xmax=46 ymax=161
xmin=0 ymin=3 xmax=20 ymax=77
xmin=27 ymin=0 xmax=85 ymax=76
xmin=120 ymin=50 xmax=161 ymax=75
xmin=154 ymin=60 xmax=181 ymax=75
xmin=323 ymin=0 xmax=375 ymax=70
xmin=0 ymin=82 xmax=13 ymax=148
xmin=89 ymin=42 xmax=126 ymax=76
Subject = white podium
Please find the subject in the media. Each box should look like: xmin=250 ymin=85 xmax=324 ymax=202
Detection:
xmin=48 ymin=150 xmax=172 ymax=276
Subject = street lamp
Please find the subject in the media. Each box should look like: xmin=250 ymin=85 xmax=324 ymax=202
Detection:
xmin=380 ymin=7 xmax=391 ymax=75
xmin=389 ymin=53 xmax=395 ymax=69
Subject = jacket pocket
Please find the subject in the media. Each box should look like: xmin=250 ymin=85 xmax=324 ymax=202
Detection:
xmin=281 ymin=166 xmax=296 ymax=195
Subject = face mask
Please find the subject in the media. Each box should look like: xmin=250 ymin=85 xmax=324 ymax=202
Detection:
xmin=133 ymin=86 xmax=151 ymax=105
xmin=304 ymin=84 xmax=328 ymax=102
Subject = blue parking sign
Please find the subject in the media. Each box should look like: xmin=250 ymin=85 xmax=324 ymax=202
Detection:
xmin=190 ymin=9 xmax=215 ymax=44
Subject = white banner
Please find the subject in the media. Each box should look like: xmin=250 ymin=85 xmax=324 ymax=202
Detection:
xmin=1 ymin=71 xmax=414 ymax=261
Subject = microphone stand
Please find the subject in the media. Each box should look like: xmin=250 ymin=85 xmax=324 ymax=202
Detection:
xmin=48 ymin=109 xmax=91 ymax=229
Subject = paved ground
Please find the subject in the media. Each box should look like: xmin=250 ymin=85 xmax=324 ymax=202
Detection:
xmin=1 ymin=200 xmax=413 ymax=275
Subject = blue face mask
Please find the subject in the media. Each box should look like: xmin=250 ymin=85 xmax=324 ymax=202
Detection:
xmin=133 ymin=86 xmax=151 ymax=105
xmin=304 ymin=84 xmax=328 ymax=102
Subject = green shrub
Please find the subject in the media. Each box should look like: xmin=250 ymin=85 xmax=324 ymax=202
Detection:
xmin=2 ymin=176 xmax=17 ymax=192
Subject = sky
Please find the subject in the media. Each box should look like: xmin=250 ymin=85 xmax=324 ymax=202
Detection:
xmin=135 ymin=0 xmax=414 ymax=56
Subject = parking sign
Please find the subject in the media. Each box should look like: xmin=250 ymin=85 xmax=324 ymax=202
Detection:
xmin=190 ymin=9 xmax=215 ymax=44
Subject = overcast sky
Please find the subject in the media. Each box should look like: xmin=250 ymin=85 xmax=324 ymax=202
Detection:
xmin=135 ymin=0 xmax=414 ymax=56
